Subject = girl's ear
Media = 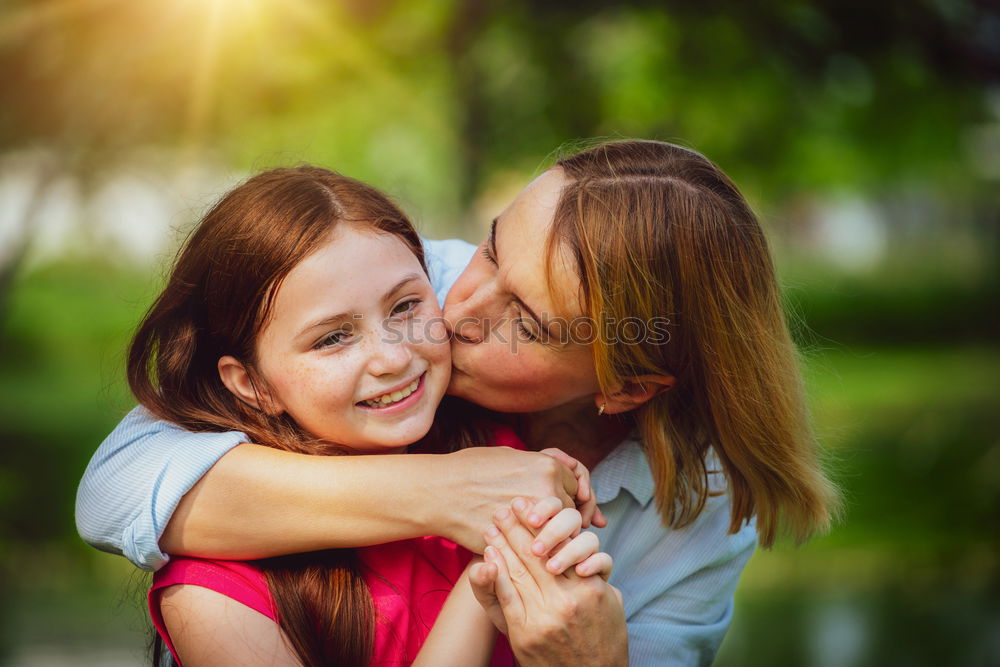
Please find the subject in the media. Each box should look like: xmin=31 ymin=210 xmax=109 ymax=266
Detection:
xmin=596 ymin=374 xmax=675 ymax=415
xmin=218 ymin=355 xmax=283 ymax=414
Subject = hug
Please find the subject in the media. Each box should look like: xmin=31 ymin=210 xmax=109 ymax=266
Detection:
xmin=77 ymin=139 xmax=836 ymax=665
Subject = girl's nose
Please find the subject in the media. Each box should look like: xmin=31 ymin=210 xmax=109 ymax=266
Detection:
xmin=367 ymin=333 xmax=414 ymax=377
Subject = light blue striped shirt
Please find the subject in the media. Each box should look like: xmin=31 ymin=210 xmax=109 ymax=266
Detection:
xmin=76 ymin=237 xmax=756 ymax=665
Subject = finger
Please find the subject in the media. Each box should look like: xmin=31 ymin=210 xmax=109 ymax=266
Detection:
xmin=484 ymin=544 xmax=526 ymax=622
xmin=535 ymin=450 xmax=579 ymax=509
xmin=545 ymin=531 xmax=600 ymax=575
xmin=490 ymin=508 xmax=550 ymax=590
xmin=592 ymin=505 xmax=608 ymax=528
xmin=469 ymin=560 xmax=509 ymax=633
xmin=577 ymin=493 xmax=599 ymax=529
xmin=540 ymin=448 xmax=591 ymax=503
xmin=469 ymin=560 xmax=497 ymax=590
xmin=512 ymin=496 xmax=562 ymax=534
xmin=528 ymin=507 xmax=584 ymax=557
xmin=573 ymin=552 xmax=614 ymax=581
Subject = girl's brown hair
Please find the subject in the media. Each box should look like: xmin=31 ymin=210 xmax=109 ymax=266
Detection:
xmin=130 ymin=166 xmax=425 ymax=666
xmin=551 ymin=140 xmax=838 ymax=547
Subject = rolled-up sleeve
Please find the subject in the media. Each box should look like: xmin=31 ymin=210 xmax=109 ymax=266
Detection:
xmin=74 ymin=406 xmax=246 ymax=571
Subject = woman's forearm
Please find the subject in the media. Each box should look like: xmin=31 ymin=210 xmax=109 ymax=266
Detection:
xmin=161 ymin=444 xmax=444 ymax=558
xmin=160 ymin=444 xmax=582 ymax=558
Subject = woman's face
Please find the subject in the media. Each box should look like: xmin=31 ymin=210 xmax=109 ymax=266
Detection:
xmin=443 ymin=169 xmax=601 ymax=413
xmin=249 ymin=226 xmax=451 ymax=453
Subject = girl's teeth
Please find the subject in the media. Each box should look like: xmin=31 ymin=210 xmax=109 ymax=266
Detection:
xmin=364 ymin=377 xmax=421 ymax=408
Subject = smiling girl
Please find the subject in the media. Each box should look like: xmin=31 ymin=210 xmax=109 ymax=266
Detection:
xmin=129 ymin=167 xmax=608 ymax=666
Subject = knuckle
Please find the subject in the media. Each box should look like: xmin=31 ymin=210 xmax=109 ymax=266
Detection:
xmin=543 ymin=456 xmax=562 ymax=478
xmin=581 ymin=577 xmax=606 ymax=599
xmin=555 ymin=596 xmax=579 ymax=617
xmin=525 ymin=626 xmax=554 ymax=649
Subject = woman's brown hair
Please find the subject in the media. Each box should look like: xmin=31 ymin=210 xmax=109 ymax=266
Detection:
xmin=130 ymin=166 xmax=426 ymax=666
xmin=551 ymin=140 xmax=838 ymax=547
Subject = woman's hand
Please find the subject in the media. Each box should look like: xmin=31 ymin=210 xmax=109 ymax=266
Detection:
xmin=468 ymin=498 xmax=627 ymax=666
xmin=441 ymin=448 xmax=605 ymax=552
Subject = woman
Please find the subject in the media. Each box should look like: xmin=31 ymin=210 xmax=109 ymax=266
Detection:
xmin=78 ymin=140 xmax=837 ymax=664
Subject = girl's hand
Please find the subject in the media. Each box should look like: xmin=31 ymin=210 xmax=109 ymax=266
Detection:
xmin=537 ymin=448 xmax=608 ymax=531
xmin=468 ymin=498 xmax=627 ymax=666
xmin=441 ymin=448 xmax=604 ymax=552
xmin=506 ymin=496 xmax=612 ymax=578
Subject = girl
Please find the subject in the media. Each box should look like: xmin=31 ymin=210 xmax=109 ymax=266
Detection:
xmin=129 ymin=166 xmax=610 ymax=666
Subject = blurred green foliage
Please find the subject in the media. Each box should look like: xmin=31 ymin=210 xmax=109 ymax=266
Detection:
xmin=1 ymin=0 xmax=998 ymax=664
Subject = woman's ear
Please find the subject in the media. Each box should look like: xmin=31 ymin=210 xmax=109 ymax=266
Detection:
xmin=218 ymin=355 xmax=282 ymax=414
xmin=597 ymin=374 xmax=675 ymax=415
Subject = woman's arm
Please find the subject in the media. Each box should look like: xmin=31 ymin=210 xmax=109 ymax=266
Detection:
xmin=162 ymin=443 xmax=588 ymax=558
xmin=76 ymin=407 xmax=595 ymax=568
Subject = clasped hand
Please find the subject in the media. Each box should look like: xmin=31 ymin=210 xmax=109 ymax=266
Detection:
xmin=469 ymin=496 xmax=629 ymax=666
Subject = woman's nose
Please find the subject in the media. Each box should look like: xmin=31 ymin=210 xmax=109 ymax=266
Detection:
xmin=443 ymin=269 xmax=501 ymax=344
xmin=444 ymin=287 xmax=501 ymax=344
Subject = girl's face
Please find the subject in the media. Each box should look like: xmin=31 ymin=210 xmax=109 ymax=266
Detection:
xmin=251 ymin=225 xmax=451 ymax=453
xmin=443 ymin=169 xmax=602 ymax=413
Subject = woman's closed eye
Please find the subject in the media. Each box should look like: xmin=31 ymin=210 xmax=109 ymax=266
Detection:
xmin=481 ymin=236 xmax=548 ymax=344
xmin=515 ymin=315 xmax=538 ymax=342
xmin=481 ymin=243 xmax=496 ymax=266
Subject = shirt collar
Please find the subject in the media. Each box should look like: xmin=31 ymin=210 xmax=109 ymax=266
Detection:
xmin=592 ymin=434 xmax=656 ymax=507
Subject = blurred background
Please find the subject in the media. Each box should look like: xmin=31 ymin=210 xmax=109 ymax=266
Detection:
xmin=1 ymin=0 xmax=998 ymax=665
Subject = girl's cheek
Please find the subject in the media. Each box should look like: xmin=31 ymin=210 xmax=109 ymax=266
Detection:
xmin=427 ymin=319 xmax=449 ymax=345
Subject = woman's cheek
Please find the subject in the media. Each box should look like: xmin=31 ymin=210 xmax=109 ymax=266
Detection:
xmin=483 ymin=341 xmax=554 ymax=391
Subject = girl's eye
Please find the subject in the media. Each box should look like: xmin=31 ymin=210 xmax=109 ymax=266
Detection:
xmin=315 ymin=329 xmax=351 ymax=349
xmin=391 ymin=298 xmax=421 ymax=316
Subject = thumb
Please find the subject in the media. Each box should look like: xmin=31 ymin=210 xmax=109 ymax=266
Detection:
xmin=469 ymin=561 xmax=509 ymax=635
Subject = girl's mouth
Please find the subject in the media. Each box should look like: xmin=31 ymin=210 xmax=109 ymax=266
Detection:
xmin=356 ymin=372 xmax=426 ymax=413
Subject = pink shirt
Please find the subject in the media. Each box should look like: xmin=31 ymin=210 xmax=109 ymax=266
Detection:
xmin=149 ymin=427 xmax=523 ymax=666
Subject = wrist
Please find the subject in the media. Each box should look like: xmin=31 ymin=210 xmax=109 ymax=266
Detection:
xmin=399 ymin=453 xmax=457 ymax=540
